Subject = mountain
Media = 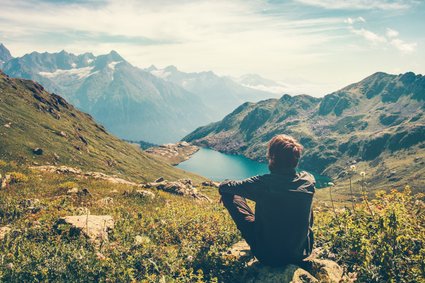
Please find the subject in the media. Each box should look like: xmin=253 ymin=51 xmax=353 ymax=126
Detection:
xmin=147 ymin=65 xmax=281 ymax=121
xmin=0 ymin=70 xmax=202 ymax=182
xmin=0 ymin=43 xmax=13 ymax=68
xmin=183 ymin=72 xmax=425 ymax=190
xmin=2 ymin=46 xmax=211 ymax=143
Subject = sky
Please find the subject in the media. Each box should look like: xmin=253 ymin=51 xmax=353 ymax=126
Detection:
xmin=0 ymin=0 xmax=424 ymax=96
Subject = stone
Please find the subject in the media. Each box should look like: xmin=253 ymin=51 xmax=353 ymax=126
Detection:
xmin=58 ymin=215 xmax=114 ymax=242
xmin=201 ymin=181 xmax=220 ymax=188
xmin=33 ymin=148 xmax=43 ymax=155
xmin=154 ymin=177 xmax=165 ymax=183
xmin=1 ymin=174 xmax=11 ymax=189
xmin=229 ymin=241 xmax=344 ymax=283
xmin=67 ymin=187 xmax=79 ymax=194
xmin=0 ymin=226 xmax=11 ymax=240
xmin=125 ymin=189 xmax=156 ymax=199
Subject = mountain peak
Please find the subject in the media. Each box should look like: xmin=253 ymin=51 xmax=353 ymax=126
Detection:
xmin=0 ymin=43 xmax=13 ymax=63
xmin=164 ymin=65 xmax=178 ymax=72
xmin=108 ymin=50 xmax=123 ymax=61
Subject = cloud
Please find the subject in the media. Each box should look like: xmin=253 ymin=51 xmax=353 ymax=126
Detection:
xmin=344 ymin=17 xmax=366 ymax=24
xmin=349 ymin=27 xmax=387 ymax=44
xmin=386 ymin=28 xmax=399 ymax=38
xmin=346 ymin=22 xmax=417 ymax=53
xmin=296 ymin=0 xmax=416 ymax=10
xmin=390 ymin=38 xmax=417 ymax=53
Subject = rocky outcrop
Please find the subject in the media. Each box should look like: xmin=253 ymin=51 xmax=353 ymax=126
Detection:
xmin=31 ymin=165 xmax=139 ymax=186
xmin=145 ymin=142 xmax=199 ymax=165
xmin=228 ymin=241 xmax=344 ymax=283
xmin=141 ymin=178 xmax=211 ymax=202
xmin=124 ymin=189 xmax=156 ymax=200
xmin=58 ymin=215 xmax=114 ymax=243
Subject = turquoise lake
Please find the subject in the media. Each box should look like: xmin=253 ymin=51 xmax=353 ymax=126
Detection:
xmin=176 ymin=147 xmax=330 ymax=188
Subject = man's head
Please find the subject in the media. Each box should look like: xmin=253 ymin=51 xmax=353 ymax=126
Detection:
xmin=267 ymin=134 xmax=303 ymax=172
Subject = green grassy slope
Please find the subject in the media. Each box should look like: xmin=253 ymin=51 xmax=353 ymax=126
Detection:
xmin=0 ymin=71 xmax=203 ymax=182
xmin=184 ymin=72 xmax=425 ymax=192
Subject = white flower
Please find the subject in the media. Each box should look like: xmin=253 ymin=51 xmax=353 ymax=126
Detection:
xmin=349 ymin=165 xmax=356 ymax=172
xmin=360 ymin=171 xmax=366 ymax=177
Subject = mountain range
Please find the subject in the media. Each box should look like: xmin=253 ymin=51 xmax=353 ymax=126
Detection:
xmin=0 ymin=70 xmax=201 ymax=182
xmin=146 ymin=65 xmax=281 ymax=120
xmin=1 ymin=44 xmax=280 ymax=143
xmin=184 ymin=72 xmax=425 ymax=190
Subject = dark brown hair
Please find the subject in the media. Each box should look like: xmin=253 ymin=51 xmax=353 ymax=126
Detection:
xmin=267 ymin=134 xmax=303 ymax=172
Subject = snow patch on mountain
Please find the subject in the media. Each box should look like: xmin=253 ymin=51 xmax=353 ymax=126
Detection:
xmin=108 ymin=61 xmax=122 ymax=71
xmin=39 ymin=66 xmax=94 ymax=80
xmin=150 ymin=69 xmax=171 ymax=79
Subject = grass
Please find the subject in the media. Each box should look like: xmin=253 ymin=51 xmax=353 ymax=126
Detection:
xmin=0 ymin=73 xmax=204 ymax=183
xmin=1 ymin=161 xmax=424 ymax=282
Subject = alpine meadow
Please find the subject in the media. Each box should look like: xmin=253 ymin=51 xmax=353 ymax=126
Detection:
xmin=0 ymin=1 xmax=424 ymax=282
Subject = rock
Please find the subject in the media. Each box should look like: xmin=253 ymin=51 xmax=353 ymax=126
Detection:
xmin=153 ymin=180 xmax=211 ymax=202
xmin=33 ymin=148 xmax=43 ymax=155
xmin=0 ymin=226 xmax=11 ymax=240
xmin=66 ymin=187 xmax=92 ymax=197
xmin=4 ymin=122 xmax=11 ymax=128
xmin=97 ymin=197 xmax=114 ymax=206
xmin=77 ymin=188 xmax=92 ymax=197
xmin=125 ymin=189 xmax=156 ymax=199
xmin=58 ymin=131 xmax=67 ymax=137
xmin=229 ymin=241 xmax=344 ymax=283
xmin=31 ymin=165 xmax=139 ymax=186
xmin=201 ymin=181 xmax=220 ymax=188
xmin=1 ymin=174 xmax=11 ymax=189
xmin=67 ymin=187 xmax=79 ymax=194
xmin=154 ymin=177 xmax=165 ymax=183
xmin=58 ymin=215 xmax=114 ymax=242
xmin=178 ymin=178 xmax=193 ymax=186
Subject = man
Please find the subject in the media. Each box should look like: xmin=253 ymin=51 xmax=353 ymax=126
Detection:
xmin=219 ymin=134 xmax=315 ymax=267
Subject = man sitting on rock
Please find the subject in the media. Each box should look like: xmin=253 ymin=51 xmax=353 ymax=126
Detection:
xmin=219 ymin=134 xmax=315 ymax=267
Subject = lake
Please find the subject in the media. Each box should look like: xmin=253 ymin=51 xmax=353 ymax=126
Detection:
xmin=176 ymin=147 xmax=330 ymax=188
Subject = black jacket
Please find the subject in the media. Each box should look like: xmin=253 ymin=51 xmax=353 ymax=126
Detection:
xmin=219 ymin=171 xmax=315 ymax=266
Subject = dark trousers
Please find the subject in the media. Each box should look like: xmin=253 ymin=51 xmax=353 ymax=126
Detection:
xmin=221 ymin=194 xmax=257 ymax=249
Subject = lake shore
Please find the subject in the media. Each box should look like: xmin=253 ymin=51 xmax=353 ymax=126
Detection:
xmin=144 ymin=142 xmax=200 ymax=165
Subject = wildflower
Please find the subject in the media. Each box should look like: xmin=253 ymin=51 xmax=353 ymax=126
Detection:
xmin=349 ymin=165 xmax=356 ymax=172
xmin=186 ymin=255 xmax=194 ymax=262
xmin=360 ymin=171 xmax=366 ymax=177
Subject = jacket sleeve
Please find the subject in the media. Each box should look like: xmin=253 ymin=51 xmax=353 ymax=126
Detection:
xmin=218 ymin=175 xmax=266 ymax=201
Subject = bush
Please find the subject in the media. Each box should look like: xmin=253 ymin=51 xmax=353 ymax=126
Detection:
xmin=7 ymin=172 xmax=29 ymax=184
xmin=315 ymin=187 xmax=425 ymax=282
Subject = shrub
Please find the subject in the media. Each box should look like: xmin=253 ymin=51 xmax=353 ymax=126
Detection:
xmin=315 ymin=187 xmax=425 ymax=282
xmin=7 ymin=172 xmax=29 ymax=184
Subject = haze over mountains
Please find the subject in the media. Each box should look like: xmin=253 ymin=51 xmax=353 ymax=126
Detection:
xmin=146 ymin=65 xmax=281 ymax=120
xmin=1 ymin=44 xmax=280 ymax=143
xmin=184 ymin=72 xmax=425 ymax=190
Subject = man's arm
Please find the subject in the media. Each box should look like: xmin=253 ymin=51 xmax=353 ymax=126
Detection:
xmin=219 ymin=175 xmax=266 ymax=201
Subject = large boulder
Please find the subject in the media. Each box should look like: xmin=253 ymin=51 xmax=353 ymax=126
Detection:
xmin=58 ymin=215 xmax=114 ymax=243
xmin=229 ymin=241 xmax=344 ymax=283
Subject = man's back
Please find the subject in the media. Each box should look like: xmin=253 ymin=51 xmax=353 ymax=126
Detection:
xmin=219 ymin=171 xmax=315 ymax=266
